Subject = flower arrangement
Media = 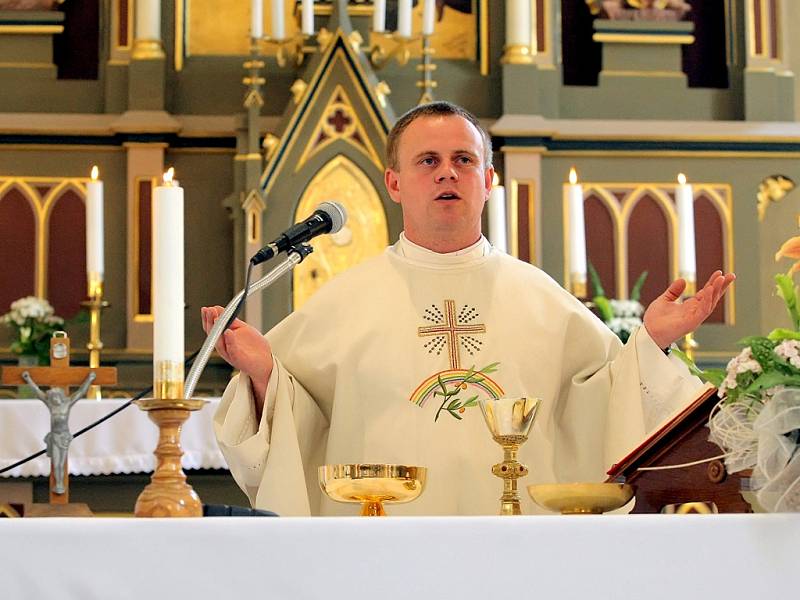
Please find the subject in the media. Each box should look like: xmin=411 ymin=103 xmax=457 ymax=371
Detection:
xmin=677 ymin=235 xmax=800 ymax=512
xmin=1 ymin=296 xmax=64 ymax=365
xmin=588 ymin=263 xmax=648 ymax=344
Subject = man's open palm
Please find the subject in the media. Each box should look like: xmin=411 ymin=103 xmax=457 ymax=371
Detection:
xmin=643 ymin=270 xmax=736 ymax=349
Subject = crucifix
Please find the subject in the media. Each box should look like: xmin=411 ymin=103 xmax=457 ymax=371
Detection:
xmin=2 ymin=331 xmax=117 ymax=515
xmin=417 ymin=299 xmax=486 ymax=370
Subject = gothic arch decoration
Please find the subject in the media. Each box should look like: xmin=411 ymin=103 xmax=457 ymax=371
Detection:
xmin=252 ymin=29 xmax=399 ymax=329
xmin=296 ymin=85 xmax=384 ymax=173
xmin=292 ymin=155 xmax=389 ymax=310
xmin=0 ymin=177 xmax=89 ymax=316
xmin=564 ymin=181 xmax=733 ymax=323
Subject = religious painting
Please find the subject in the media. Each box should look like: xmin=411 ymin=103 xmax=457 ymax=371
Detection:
xmin=369 ymin=0 xmax=478 ymax=60
xmin=185 ymin=1 xmax=481 ymax=61
xmin=186 ymin=0 xmax=301 ymax=56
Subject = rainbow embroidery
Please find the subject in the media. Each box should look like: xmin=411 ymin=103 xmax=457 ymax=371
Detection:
xmin=410 ymin=368 xmax=504 ymax=408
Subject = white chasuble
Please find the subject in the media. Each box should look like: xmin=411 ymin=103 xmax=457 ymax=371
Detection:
xmin=214 ymin=235 xmax=706 ymax=516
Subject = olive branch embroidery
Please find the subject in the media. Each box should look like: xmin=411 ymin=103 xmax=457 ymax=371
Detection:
xmin=433 ymin=362 xmax=500 ymax=422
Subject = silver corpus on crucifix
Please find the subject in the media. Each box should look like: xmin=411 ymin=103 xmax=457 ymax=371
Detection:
xmin=22 ymin=370 xmax=96 ymax=495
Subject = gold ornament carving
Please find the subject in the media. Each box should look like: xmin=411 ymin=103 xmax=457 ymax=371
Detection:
xmin=292 ymin=156 xmax=388 ymax=310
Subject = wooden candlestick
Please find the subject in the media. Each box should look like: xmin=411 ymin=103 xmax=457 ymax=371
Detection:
xmin=134 ymin=397 xmax=206 ymax=518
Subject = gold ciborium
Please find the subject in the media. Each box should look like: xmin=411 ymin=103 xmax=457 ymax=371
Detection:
xmin=319 ymin=464 xmax=426 ymax=516
xmin=478 ymin=397 xmax=540 ymax=515
xmin=527 ymin=482 xmax=634 ymax=515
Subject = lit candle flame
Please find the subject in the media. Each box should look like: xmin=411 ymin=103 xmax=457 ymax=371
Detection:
xmin=163 ymin=167 xmax=175 ymax=185
xmin=91 ymin=166 xmax=99 ymax=181
xmin=492 ymin=172 xmax=500 ymax=187
xmin=569 ymin=167 xmax=578 ymax=185
xmin=678 ymin=173 xmax=687 ymax=185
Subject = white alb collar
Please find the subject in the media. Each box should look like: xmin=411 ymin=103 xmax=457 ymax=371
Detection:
xmin=394 ymin=232 xmax=492 ymax=267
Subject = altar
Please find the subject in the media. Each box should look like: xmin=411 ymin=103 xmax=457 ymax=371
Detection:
xmin=2 ymin=514 xmax=796 ymax=599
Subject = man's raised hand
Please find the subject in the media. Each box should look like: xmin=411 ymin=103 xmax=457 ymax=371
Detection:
xmin=642 ymin=270 xmax=736 ymax=350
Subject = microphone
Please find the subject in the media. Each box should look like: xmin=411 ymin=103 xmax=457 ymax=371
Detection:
xmin=250 ymin=201 xmax=347 ymax=265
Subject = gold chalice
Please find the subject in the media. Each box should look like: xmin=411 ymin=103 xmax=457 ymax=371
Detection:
xmin=478 ymin=397 xmax=540 ymax=515
xmin=318 ymin=464 xmax=426 ymax=516
xmin=527 ymin=482 xmax=635 ymax=515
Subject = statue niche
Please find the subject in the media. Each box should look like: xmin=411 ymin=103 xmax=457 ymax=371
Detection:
xmin=587 ymin=0 xmax=691 ymax=21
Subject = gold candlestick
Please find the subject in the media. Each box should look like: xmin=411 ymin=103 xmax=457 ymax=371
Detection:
xmin=368 ymin=31 xmax=418 ymax=68
xmin=134 ymin=362 xmax=206 ymax=518
xmin=81 ymin=278 xmax=108 ymax=400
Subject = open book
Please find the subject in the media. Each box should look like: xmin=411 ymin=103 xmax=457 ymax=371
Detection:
xmin=607 ymin=384 xmax=718 ymax=479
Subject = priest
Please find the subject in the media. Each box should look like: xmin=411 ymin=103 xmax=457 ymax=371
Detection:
xmin=203 ymin=102 xmax=734 ymax=516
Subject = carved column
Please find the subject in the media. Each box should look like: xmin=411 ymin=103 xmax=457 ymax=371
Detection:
xmin=744 ymin=0 xmax=794 ymax=120
xmin=128 ymin=0 xmax=166 ymax=111
xmin=502 ymin=0 xmax=559 ymax=117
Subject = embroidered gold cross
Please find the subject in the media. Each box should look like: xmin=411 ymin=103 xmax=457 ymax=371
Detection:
xmin=417 ymin=299 xmax=486 ymax=369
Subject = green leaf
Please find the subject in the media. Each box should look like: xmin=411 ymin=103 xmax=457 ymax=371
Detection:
xmin=743 ymin=371 xmax=800 ymax=395
xmin=767 ymin=328 xmax=800 ymax=341
xmin=436 ymin=374 xmax=448 ymax=397
xmin=462 ymin=395 xmax=479 ymax=407
xmin=593 ymin=296 xmax=614 ymax=322
xmin=775 ymin=273 xmax=800 ymax=331
xmin=478 ymin=362 xmax=500 ymax=374
xmin=449 ymin=411 xmax=463 ymax=420
xmin=630 ymin=271 xmax=649 ymax=302
xmin=588 ymin=262 xmax=605 ymax=297
xmin=446 ymin=399 xmax=460 ymax=410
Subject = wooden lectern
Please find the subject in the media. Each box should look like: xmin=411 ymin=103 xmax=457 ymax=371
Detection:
xmin=607 ymin=387 xmax=752 ymax=513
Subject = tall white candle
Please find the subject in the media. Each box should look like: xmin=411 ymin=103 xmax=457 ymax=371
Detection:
xmin=271 ymin=0 xmax=284 ymax=40
xmin=568 ymin=167 xmax=587 ymax=289
xmin=506 ymin=0 xmax=531 ymax=47
xmin=301 ymin=0 xmax=314 ymax=36
xmin=488 ymin=174 xmax=507 ymax=253
xmin=676 ymin=173 xmax=696 ymax=283
xmin=86 ymin=166 xmax=104 ymax=285
xmin=397 ymin=0 xmax=412 ymax=38
xmin=422 ymin=0 xmax=436 ymax=36
xmin=251 ymin=0 xmax=263 ymax=39
xmin=153 ymin=168 xmax=184 ymax=370
xmin=373 ymin=0 xmax=386 ymax=33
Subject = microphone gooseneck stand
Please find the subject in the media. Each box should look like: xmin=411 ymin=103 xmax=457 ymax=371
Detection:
xmin=183 ymin=243 xmax=313 ymax=399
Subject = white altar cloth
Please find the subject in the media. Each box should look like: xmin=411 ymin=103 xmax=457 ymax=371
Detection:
xmin=1 ymin=514 xmax=796 ymax=600
xmin=0 ymin=398 xmax=227 ymax=477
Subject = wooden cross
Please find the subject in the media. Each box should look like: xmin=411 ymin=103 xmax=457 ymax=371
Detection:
xmin=417 ymin=299 xmax=486 ymax=370
xmin=1 ymin=332 xmax=116 ymax=509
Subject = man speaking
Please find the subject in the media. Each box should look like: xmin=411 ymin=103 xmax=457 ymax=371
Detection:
xmin=202 ymin=102 xmax=734 ymax=516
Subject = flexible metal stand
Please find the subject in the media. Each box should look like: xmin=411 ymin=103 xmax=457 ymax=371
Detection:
xmin=184 ymin=244 xmax=313 ymax=399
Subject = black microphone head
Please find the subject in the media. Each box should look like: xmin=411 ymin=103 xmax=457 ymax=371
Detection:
xmin=317 ymin=201 xmax=347 ymax=234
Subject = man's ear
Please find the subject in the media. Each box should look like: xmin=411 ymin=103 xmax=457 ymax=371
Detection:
xmin=483 ymin=166 xmax=495 ymax=200
xmin=385 ymin=168 xmax=401 ymax=204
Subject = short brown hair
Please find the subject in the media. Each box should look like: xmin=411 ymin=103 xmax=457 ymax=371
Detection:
xmin=385 ymin=102 xmax=492 ymax=170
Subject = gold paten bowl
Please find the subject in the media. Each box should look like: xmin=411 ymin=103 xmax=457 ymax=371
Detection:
xmin=527 ymin=482 xmax=635 ymax=515
xmin=319 ymin=464 xmax=427 ymax=516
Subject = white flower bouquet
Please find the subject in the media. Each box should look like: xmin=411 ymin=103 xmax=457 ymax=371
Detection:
xmin=1 ymin=296 xmax=64 ymax=364
xmin=678 ymin=235 xmax=800 ymax=511
xmin=588 ymin=263 xmax=648 ymax=344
